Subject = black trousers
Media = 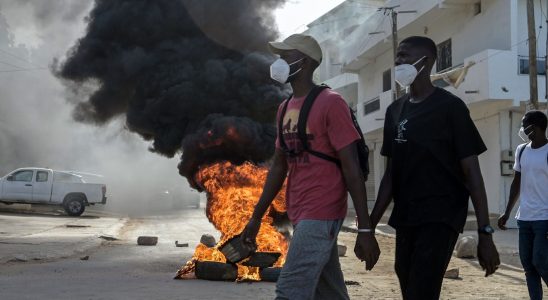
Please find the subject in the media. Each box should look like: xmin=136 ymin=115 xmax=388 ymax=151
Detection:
xmin=395 ymin=223 xmax=459 ymax=300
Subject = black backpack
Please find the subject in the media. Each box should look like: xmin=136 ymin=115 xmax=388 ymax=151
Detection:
xmin=278 ymin=84 xmax=370 ymax=181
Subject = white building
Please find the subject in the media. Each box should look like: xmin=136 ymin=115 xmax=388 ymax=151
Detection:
xmin=310 ymin=0 xmax=548 ymax=226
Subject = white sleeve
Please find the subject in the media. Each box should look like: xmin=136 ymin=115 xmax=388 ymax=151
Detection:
xmin=513 ymin=144 xmax=524 ymax=172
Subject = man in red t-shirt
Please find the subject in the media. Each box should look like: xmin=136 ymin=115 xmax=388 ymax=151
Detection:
xmin=241 ymin=34 xmax=380 ymax=299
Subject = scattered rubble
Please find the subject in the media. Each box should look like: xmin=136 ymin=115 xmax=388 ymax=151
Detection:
xmin=99 ymin=235 xmax=119 ymax=241
xmin=444 ymin=268 xmax=460 ymax=279
xmin=337 ymin=243 xmax=347 ymax=257
xmin=66 ymin=225 xmax=91 ymax=228
xmin=345 ymin=280 xmax=361 ymax=286
xmin=455 ymin=236 xmax=477 ymax=258
xmin=200 ymin=234 xmax=216 ymax=247
xmin=137 ymin=236 xmax=158 ymax=246
xmin=11 ymin=254 xmax=28 ymax=262
xmin=175 ymin=241 xmax=189 ymax=247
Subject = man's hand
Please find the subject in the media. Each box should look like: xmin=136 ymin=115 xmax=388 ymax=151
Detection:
xmin=497 ymin=214 xmax=509 ymax=230
xmin=477 ymin=235 xmax=500 ymax=277
xmin=354 ymin=232 xmax=381 ymax=271
xmin=240 ymin=218 xmax=261 ymax=251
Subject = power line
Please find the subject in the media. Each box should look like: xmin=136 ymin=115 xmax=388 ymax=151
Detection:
xmin=0 ymin=48 xmax=44 ymax=69
xmin=476 ymin=38 xmax=530 ymax=65
xmin=309 ymin=13 xmax=374 ymax=27
xmin=345 ymin=0 xmax=383 ymax=9
xmin=0 ymin=67 xmax=48 ymax=73
xmin=353 ymin=12 xmax=388 ymax=57
xmin=0 ymin=60 xmax=27 ymax=70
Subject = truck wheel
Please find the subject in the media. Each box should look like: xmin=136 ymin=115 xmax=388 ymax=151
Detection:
xmin=63 ymin=197 xmax=85 ymax=216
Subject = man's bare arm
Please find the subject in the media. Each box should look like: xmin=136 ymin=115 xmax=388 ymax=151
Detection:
xmin=498 ymin=172 xmax=521 ymax=230
xmin=241 ymin=149 xmax=288 ymax=247
xmin=338 ymin=143 xmax=380 ymax=270
xmin=460 ymin=155 xmax=500 ymax=277
xmin=370 ymin=159 xmax=393 ymax=228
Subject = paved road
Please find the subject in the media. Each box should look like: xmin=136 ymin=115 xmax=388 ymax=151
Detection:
xmin=0 ymin=205 xmax=126 ymax=263
xmin=0 ymin=206 xmax=277 ymax=300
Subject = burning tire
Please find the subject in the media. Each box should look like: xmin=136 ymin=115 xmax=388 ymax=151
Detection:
xmin=63 ymin=196 xmax=85 ymax=216
xmin=195 ymin=261 xmax=238 ymax=281
xmin=259 ymin=267 xmax=282 ymax=282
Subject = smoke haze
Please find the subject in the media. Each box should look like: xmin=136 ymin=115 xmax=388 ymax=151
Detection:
xmin=0 ymin=0 xmax=292 ymax=214
xmin=0 ymin=1 xmax=195 ymax=216
xmin=55 ymin=0 xmax=289 ymax=186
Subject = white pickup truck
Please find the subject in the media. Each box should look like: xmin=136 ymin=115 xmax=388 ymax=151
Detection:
xmin=0 ymin=168 xmax=107 ymax=216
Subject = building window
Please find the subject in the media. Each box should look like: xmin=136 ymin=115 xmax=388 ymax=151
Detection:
xmin=518 ymin=56 xmax=547 ymax=75
xmin=437 ymin=39 xmax=452 ymax=72
xmin=363 ymin=98 xmax=380 ymax=116
xmin=382 ymin=69 xmax=391 ymax=92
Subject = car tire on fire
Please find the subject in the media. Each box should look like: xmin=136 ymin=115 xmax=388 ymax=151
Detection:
xmin=259 ymin=267 xmax=282 ymax=282
xmin=63 ymin=196 xmax=86 ymax=216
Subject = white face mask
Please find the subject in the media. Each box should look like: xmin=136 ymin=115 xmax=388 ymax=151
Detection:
xmin=518 ymin=124 xmax=534 ymax=142
xmin=394 ymin=56 xmax=426 ymax=87
xmin=270 ymin=57 xmax=304 ymax=84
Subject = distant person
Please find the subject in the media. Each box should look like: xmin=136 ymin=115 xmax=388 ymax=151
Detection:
xmin=240 ymin=34 xmax=380 ymax=299
xmin=370 ymin=36 xmax=500 ymax=300
xmin=498 ymin=110 xmax=548 ymax=300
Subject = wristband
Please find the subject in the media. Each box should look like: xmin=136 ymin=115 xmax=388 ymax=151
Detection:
xmin=357 ymin=228 xmax=373 ymax=233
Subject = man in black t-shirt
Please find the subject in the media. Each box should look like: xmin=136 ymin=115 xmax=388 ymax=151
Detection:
xmin=370 ymin=36 xmax=500 ymax=300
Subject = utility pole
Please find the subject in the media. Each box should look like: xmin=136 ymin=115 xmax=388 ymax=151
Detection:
xmin=391 ymin=9 xmax=400 ymax=99
xmin=378 ymin=6 xmax=416 ymax=100
xmin=527 ymin=0 xmax=539 ymax=109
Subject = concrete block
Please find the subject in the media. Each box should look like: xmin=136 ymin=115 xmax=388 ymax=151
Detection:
xmin=200 ymin=234 xmax=216 ymax=247
xmin=455 ymin=236 xmax=477 ymax=258
xmin=137 ymin=236 xmax=158 ymax=246
xmin=337 ymin=243 xmax=347 ymax=257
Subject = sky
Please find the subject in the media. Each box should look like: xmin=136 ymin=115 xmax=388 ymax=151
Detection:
xmin=275 ymin=0 xmax=346 ymax=38
xmin=4 ymin=0 xmax=348 ymax=48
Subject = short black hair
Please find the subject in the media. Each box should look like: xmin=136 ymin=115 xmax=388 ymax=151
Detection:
xmin=400 ymin=36 xmax=438 ymax=60
xmin=524 ymin=110 xmax=548 ymax=130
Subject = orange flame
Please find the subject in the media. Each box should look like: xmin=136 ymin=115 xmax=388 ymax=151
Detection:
xmin=175 ymin=161 xmax=287 ymax=281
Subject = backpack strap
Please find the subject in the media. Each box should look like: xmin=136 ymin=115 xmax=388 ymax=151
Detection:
xmin=517 ymin=142 xmax=529 ymax=170
xmin=277 ymin=95 xmax=292 ymax=153
xmin=296 ymin=85 xmax=341 ymax=166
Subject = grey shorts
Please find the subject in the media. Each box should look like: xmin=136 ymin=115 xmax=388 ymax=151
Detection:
xmin=275 ymin=219 xmax=349 ymax=300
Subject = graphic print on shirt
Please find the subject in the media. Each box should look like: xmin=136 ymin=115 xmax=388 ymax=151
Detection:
xmin=395 ymin=119 xmax=408 ymax=143
xmin=282 ymin=108 xmax=314 ymax=164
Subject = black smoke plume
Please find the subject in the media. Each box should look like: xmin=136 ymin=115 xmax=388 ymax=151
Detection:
xmin=55 ymin=0 xmax=289 ymax=186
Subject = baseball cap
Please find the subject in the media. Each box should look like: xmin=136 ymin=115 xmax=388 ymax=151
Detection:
xmin=268 ymin=34 xmax=322 ymax=64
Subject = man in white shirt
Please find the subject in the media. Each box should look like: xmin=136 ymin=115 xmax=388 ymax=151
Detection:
xmin=498 ymin=110 xmax=548 ymax=300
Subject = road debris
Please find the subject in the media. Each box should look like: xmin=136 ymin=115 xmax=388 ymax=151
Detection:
xmin=345 ymin=280 xmax=361 ymax=286
xmin=175 ymin=241 xmax=189 ymax=247
xmin=99 ymin=235 xmax=119 ymax=241
xmin=137 ymin=236 xmax=158 ymax=246
xmin=444 ymin=268 xmax=460 ymax=279
xmin=200 ymin=234 xmax=216 ymax=247
xmin=10 ymin=254 xmax=29 ymax=262
xmin=337 ymin=243 xmax=347 ymax=257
